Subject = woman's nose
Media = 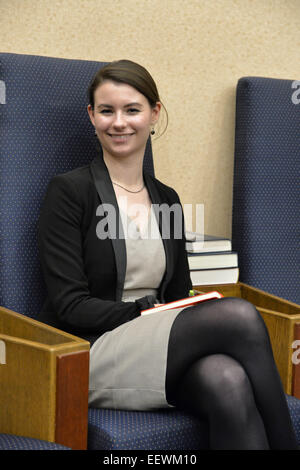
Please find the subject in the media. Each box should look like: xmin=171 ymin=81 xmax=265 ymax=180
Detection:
xmin=112 ymin=111 xmax=126 ymax=128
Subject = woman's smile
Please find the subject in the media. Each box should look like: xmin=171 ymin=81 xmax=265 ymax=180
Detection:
xmin=108 ymin=132 xmax=135 ymax=138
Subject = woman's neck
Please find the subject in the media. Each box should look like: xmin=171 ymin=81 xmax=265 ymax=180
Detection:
xmin=103 ymin=152 xmax=144 ymax=188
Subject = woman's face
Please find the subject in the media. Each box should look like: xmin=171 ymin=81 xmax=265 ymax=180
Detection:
xmin=88 ymin=80 xmax=161 ymax=161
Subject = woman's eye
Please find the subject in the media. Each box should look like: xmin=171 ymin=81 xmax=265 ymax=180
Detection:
xmin=127 ymin=108 xmax=140 ymax=114
xmin=99 ymin=108 xmax=140 ymax=115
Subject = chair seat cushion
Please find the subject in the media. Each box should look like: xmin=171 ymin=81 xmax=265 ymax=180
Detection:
xmin=286 ymin=394 xmax=300 ymax=444
xmin=88 ymin=408 xmax=209 ymax=450
xmin=88 ymin=394 xmax=300 ymax=450
xmin=0 ymin=434 xmax=70 ymax=450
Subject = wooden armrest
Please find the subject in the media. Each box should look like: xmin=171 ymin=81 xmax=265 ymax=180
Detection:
xmin=0 ymin=306 xmax=90 ymax=449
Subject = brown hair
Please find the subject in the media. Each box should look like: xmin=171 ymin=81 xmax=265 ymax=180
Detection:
xmin=88 ymin=59 xmax=168 ymax=136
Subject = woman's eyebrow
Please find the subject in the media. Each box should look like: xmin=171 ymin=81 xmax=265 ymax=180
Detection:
xmin=96 ymin=104 xmax=113 ymax=110
xmin=124 ymin=102 xmax=143 ymax=108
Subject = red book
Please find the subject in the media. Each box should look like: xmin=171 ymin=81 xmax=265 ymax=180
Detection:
xmin=141 ymin=291 xmax=223 ymax=316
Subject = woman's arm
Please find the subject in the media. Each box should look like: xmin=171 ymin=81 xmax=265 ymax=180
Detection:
xmin=38 ymin=174 xmax=155 ymax=336
xmin=162 ymin=189 xmax=193 ymax=302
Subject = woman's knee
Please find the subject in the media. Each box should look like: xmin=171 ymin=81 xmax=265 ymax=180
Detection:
xmin=219 ymin=297 xmax=268 ymax=338
xmin=190 ymin=296 xmax=268 ymax=343
xmin=196 ymin=355 xmax=249 ymax=396
xmin=220 ymin=296 xmax=259 ymax=319
xmin=187 ymin=355 xmax=256 ymax=417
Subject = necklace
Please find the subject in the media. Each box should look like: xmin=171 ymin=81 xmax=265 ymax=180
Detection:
xmin=112 ymin=181 xmax=145 ymax=193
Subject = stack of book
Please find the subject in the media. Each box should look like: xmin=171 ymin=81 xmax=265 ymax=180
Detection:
xmin=185 ymin=231 xmax=239 ymax=286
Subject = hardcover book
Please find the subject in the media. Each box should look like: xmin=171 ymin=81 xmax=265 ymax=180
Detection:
xmin=141 ymin=291 xmax=223 ymax=315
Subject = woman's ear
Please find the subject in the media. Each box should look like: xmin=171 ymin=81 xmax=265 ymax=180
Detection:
xmin=151 ymin=101 xmax=162 ymax=126
xmin=87 ymin=104 xmax=95 ymax=127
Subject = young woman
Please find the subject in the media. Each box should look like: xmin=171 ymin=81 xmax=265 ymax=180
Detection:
xmin=38 ymin=60 xmax=297 ymax=450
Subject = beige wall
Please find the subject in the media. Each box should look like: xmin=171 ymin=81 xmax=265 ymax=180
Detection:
xmin=1 ymin=0 xmax=299 ymax=236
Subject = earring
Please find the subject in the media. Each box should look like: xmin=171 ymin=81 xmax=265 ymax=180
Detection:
xmin=150 ymin=127 xmax=155 ymax=135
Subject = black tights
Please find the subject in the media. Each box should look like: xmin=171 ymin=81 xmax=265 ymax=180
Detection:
xmin=165 ymin=297 xmax=297 ymax=450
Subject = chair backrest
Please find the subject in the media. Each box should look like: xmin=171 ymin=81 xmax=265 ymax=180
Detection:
xmin=232 ymin=76 xmax=300 ymax=304
xmin=0 ymin=53 xmax=154 ymax=318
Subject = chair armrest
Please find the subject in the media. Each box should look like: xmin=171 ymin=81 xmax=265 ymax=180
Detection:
xmin=0 ymin=306 xmax=90 ymax=449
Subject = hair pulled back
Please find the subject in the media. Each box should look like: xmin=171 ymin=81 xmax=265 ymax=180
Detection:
xmin=88 ymin=59 xmax=168 ymax=136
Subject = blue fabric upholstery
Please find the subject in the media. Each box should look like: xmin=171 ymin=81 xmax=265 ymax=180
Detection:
xmin=232 ymin=76 xmax=300 ymax=305
xmin=287 ymin=395 xmax=300 ymax=445
xmin=88 ymin=408 xmax=209 ymax=450
xmin=0 ymin=434 xmax=69 ymax=450
xmin=87 ymin=395 xmax=300 ymax=450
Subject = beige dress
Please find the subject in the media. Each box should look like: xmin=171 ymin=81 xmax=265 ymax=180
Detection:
xmin=88 ymin=206 xmax=184 ymax=410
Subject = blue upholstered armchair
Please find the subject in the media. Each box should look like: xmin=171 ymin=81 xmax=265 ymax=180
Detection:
xmin=0 ymin=54 xmax=300 ymax=449
xmin=0 ymin=52 xmax=209 ymax=450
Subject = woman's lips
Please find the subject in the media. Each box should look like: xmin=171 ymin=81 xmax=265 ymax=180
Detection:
xmin=108 ymin=133 xmax=134 ymax=142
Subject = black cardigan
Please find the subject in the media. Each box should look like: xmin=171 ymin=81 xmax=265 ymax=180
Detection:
xmin=37 ymin=156 xmax=192 ymax=343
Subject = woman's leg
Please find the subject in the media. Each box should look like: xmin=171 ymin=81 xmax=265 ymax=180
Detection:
xmin=174 ymin=354 xmax=269 ymax=449
xmin=165 ymin=297 xmax=297 ymax=450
